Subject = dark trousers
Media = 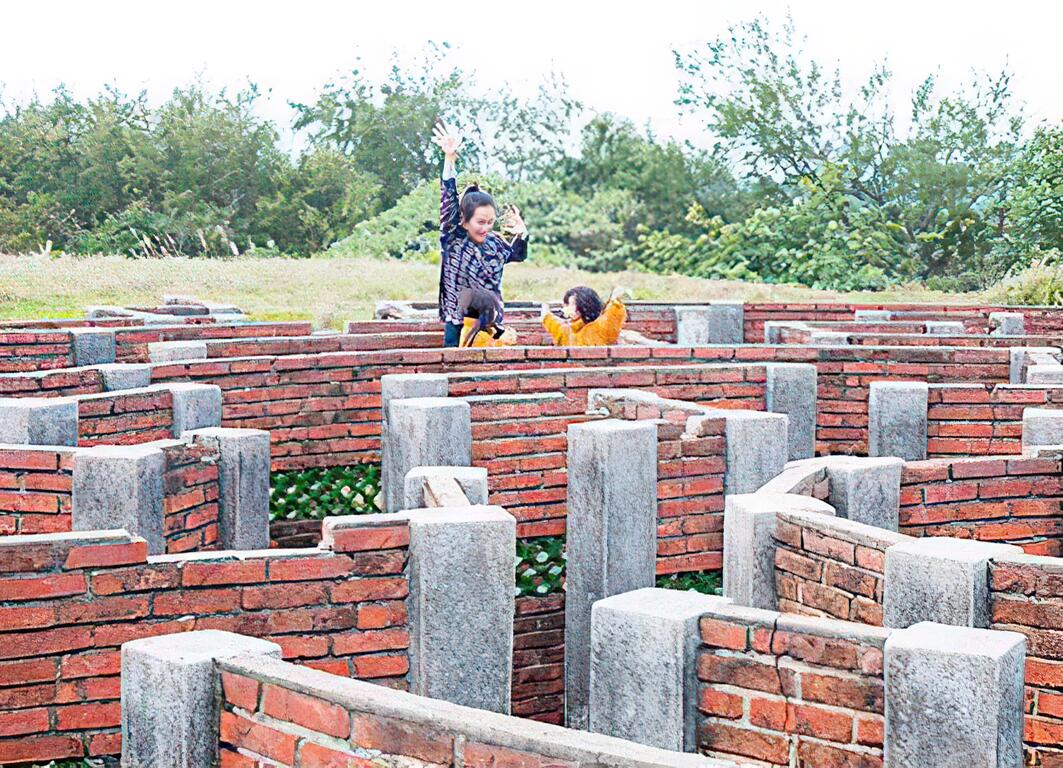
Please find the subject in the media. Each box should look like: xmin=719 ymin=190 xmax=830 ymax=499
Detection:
xmin=443 ymin=322 xmax=462 ymax=347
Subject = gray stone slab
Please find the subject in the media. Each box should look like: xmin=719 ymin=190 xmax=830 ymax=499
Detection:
xmin=869 ymin=381 xmax=928 ymax=461
xmin=765 ymin=363 xmax=817 ymax=460
xmin=884 ymin=537 xmax=1022 ymax=628
xmin=1025 ymin=365 xmax=1063 ymax=385
xmin=97 ymin=363 xmax=153 ymax=391
xmin=72 ymin=444 xmax=166 ymax=553
xmin=925 ymin=320 xmax=966 ymax=335
xmin=809 ymin=331 xmax=851 ymax=346
xmin=565 ymin=419 xmax=658 ymax=730
xmin=825 ymin=456 xmax=903 ymax=531
xmin=121 ymin=630 xmax=280 ymax=768
xmin=696 ymin=409 xmax=788 ymax=495
xmin=380 ymin=374 xmax=449 ymax=513
xmin=185 ymin=428 xmax=270 ymax=550
xmin=590 ymin=588 xmax=719 ymax=751
xmin=162 ymin=383 xmax=223 ymax=437
xmin=403 ymin=465 xmax=488 ymax=508
xmin=675 ymin=303 xmax=744 ymax=345
xmin=406 ymin=505 xmax=515 ymax=713
xmin=762 ymin=321 xmax=789 ymax=344
xmin=989 ymin=312 xmax=1025 ymax=337
xmin=854 ymin=310 xmax=894 ymax=322
xmin=148 ymin=340 xmax=208 ymax=363
xmin=884 ymin=622 xmax=1025 ymax=768
xmin=0 ymin=397 xmax=78 ymax=446
xmin=723 ymin=493 xmax=835 ymax=610
xmin=69 ymin=328 xmax=116 ymax=365
xmin=384 ymin=397 xmax=471 ymax=513
xmin=1009 ymin=346 xmax=1060 ymax=384
xmin=1022 ymin=407 xmax=1063 ymax=451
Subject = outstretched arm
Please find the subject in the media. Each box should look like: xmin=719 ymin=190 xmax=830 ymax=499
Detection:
xmin=432 ymin=121 xmax=463 ymax=236
xmin=541 ymin=303 xmax=572 ymax=346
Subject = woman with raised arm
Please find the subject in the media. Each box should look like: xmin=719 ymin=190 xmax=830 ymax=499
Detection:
xmin=431 ymin=121 xmax=528 ymax=347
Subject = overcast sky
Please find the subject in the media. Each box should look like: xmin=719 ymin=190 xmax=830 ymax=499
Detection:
xmin=3 ymin=0 xmax=1059 ymax=151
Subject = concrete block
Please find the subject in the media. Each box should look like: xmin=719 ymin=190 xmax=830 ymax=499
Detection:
xmin=97 ymin=363 xmax=153 ymax=391
xmin=854 ymin=310 xmax=893 ymax=322
xmin=989 ymin=311 xmax=1025 ymax=336
xmin=164 ymin=383 xmax=223 ymax=437
xmin=565 ymin=419 xmax=658 ymax=730
xmin=765 ymin=363 xmax=817 ymax=460
xmin=884 ymin=537 xmax=1022 ymax=628
xmin=809 ymin=331 xmax=850 ymax=346
xmin=675 ymin=302 xmax=744 ymax=345
xmin=763 ymin=321 xmax=788 ymax=344
xmin=72 ymin=444 xmax=166 ymax=554
xmin=380 ymin=374 xmax=449 ymax=512
xmin=590 ymin=588 xmax=718 ymax=751
xmin=826 ymin=456 xmax=903 ymax=531
xmin=1026 ymin=365 xmax=1063 ymax=385
xmin=723 ymin=493 xmax=835 ymax=610
xmin=69 ymin=328 xmax=116 ymax=365
xmin=406 ymin=505 xmax=515 ymax=713
xmin=0 ymin=397 xmax=78 ymax=446
xmin=885 ymin=622 xmax=1025 ymax=767
xmin=148 ymin=340 xmax=208 ymax=363
xmin=925 ymin=321 xmax=966 ymax=335
xmin=869 ymin=381 xmax=928 ymax=461
xmin=1022 ymin=407 xmax=1063 ymax=451
xmin=121 ymin=630 xmax=280 ymax=768
xmin=690 ymin=409 xmax=788 ymax=495
xmin=403 ymin=465 xmax=488 ymax=509
xmin=186 ymin=428 xmax=270 ymax=550
xmin=1009 ymin=346 xmax=1060 ymax=383
xmin=385 ymin=397 xmax=471 ymax=513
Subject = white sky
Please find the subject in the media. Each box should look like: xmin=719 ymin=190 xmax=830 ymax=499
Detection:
xmin=2 ymin=0 xmax=1060 ymax=152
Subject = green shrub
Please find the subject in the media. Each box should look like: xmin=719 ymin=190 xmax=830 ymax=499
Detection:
xmin=656 ymin=570 xmax=723 ymax=595
xmin=986 ymin=252 xmax=1063 ymax=306
xmin=515 ymin=536 xmax=565 ymax=597
xmin=269 ymin=465 xmax=381 ymax=522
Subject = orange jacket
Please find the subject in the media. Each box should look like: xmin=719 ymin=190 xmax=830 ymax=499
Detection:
xmin=460 ymin=317 xmax=514 ymax=347
xmin=542 ymin=299 xmax=626 ymax=347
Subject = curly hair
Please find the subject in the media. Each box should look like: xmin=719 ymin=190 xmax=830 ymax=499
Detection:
xmin=562 ymin=286 xmax=604 ymax=323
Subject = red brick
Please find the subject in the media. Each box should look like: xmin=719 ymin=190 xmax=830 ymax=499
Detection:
xmin=64 ymin=540 xmax=147 ymax=569
xmin=332 ymin=629 xmax=410 ymax=655
xmin=0 ymin=572 xmax=86 ymax=602
xmin=356 ymin=601 xmax=407 ymax=629
xmin=351 ymin=712 xmax=453 ymax=762
xmin=297 ymin=741 xmax=377 ymax=767
xmin=352 ymin=654 xmax=409 ymax=679
xmin=786 ymin=702 xmax=854 ymax=742
xmin=749 ymin=696 xmax=787 ymax=730
xmin=221 ymin=672 xmax=260 ymax=712
xmin=330 ymin=525 xmax=410 ymax=553
xmin=56 ymin=701 xmax=121 ymax=731
xmin=219 ymin=710 xmax=297 ymax=763
xmin=0 ymin=734 xmax=82 ymax=764
xmin=698 ymin=653 xmax=781 ymax=694
xmin=797 ymin=740 xmax=882 ymax=767
xmin=262 ymin=684 xmax=350 ymax=738
xmin=331 ymin=577 xmax=409 ymax=603
xmin=698 ymin=688 xmax=743 ymax=719
xmin=241 ymin=582 xmax=328 ymax=610
xmin=181 ymin=560 xmax=266 ymax=586
xmin=0 ymin=707 xmax=49 ymax=737
xmin=699 ymin=617 xmax=748 ymax=650
xmin=698 ymin=721 xmax=788 ymax=764
xmin=268 ymin=556 xmax=352 ymax=581
xmin=153 ymin=588 xmax=241 ymax=616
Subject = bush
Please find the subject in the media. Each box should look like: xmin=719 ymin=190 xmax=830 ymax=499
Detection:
xmin=269 ymin=465 xmax=381 ymax=522
xmin=656 ymin=570 xmax=722 ymax=595
xmin=986 ymin=252 xmax=1063 ymax=306
xmin=515 ymin=537 xmax=565 ymax=597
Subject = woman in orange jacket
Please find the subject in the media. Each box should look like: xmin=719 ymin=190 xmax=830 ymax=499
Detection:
xmin=457 ymin=287 xmax=518 ymax=348
xmin=540 ymin=286 xmax=628 ymax=346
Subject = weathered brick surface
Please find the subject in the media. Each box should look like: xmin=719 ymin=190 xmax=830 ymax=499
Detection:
xmin=0 ymin=524 xmax=409 ymax=762
xmin=76 ymin=389 xmax=175 ymax=446
xmin=901 ymin=456 xmax=1063 ymax=555
xmin=926 ymin=384 xmax=1063 ymax=458
xmin=0 ymin=448 xmax=76 ymax=536
xmin=698 ymin=609 xmax=886 ymax=766
xmin=114 ymin=321 xmax=313 ymax=362
xmin=990 ymin=557 xmax=1063 ymax=766
xmin=160 ymin=441 xmax=221 ymax=554
xmin=512 ymin=594 xmax=564 ymax=725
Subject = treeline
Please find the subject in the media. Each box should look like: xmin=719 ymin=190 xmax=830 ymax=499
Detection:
xmin=1 ymin=22 xmax=1060 ymax=291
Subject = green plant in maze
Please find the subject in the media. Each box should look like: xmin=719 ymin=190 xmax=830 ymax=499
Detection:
xmin=269 ymin=464 xmax=382 ymax=522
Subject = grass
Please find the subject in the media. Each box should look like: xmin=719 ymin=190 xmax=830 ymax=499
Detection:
xmin=0 ymin=253 xmax=978 ymax=329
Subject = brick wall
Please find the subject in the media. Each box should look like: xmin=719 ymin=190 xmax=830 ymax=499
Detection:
xmin=160 ymin=441 xmax=221 ymax=554
xmin=512 ymin=594 xmax=564 ymax=725
xmin=0 ymin=331 xmax=75 ymax=373
xmin=927 ymin=383 xmax=1063 ymax=457
xmin=113 ymin=321 xmax=312 ymax=362
xmin=990 ymin=554 xmax=1063 ymax=767
xmin=698 ymin=603 xmax=887 ymax=766
xmin=900 ymin=457 xmax=1063 ymax=555
xmin=0 ymin=525 xmax=409 ymax=763
xmin=0 ymin=368 xmax=107 ymax=398
xmin=76 ymin=388 xmax=175 ymax=446
xmin=773 ymin=510 xmax=909 ymax=626
xmin=0 ymin=448 xmax=75 ymax=535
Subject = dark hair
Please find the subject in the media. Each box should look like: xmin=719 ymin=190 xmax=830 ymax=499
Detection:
xmin=457 ymin=287 xmax=503 ymax=347
xmin=459 ymin=182 xmax=497 ymax=224
xmin=563 ymin=286 xmax=604 ymax=323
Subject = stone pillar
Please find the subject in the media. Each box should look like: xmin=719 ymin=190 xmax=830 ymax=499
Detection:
xmin=765 ymin=363 xmax=818 ymax=460
xmin=989 ymin=311 xmax=1025 ymax=336
xmin=186 ymin=427 xmax=271 ymax=550
xmin=405 ymin=505 xmax=515 ymax=714
xmin=384 ymin=397 xmax=471 ymax=513
xmin=163 ymin=383 xmax=223 ymax=437
xmin=723 ymin=492 xmax=834 ymax=610
xmin=883 ymin=537 xmax=1022 ymax=628
xmin=869 ymin=381 xmax=928 ymax=461
xmin=675 ymin=302 xmax=744 ymax=345
xmin=1009 ymin=346 xmax=1060 ymax=384
xmin=1022 ymin=408 xmax=1063 ymax=451
xmin=69 ymin=328 xmax=116 ymax=365
xmin=826 ymin=456 xmax=904 ymax=531
xmin=590 ymin=587 xmax=716 ymax=752
xmin=97 ymin=363 xmax=153 ymax=391
xmin=925 ymin=321 xmax=966 ymax=336
xmin=72 ymin=444 xmax=167 ymax=553
xmin=884 ymin=622 xmax=1025 ymax=767
xmin=690 ymin=409 xmax=788 ymax=495
xmin=0 ymin=397 xmax=78 ymax=446
xmin=148 ymin=340 xmax=208 ymax=363
xmin=403 ymin=465 xmax=488 ymax=509
xmin=121 ymin=630 xmax=281 ymax=768
xmin=855 ymin=309 xmax=893 ymax=322
xmin=565 ymin=419 xmax=658 ymax=730
xmin=380 ymin=373 xmax=449 ymax=512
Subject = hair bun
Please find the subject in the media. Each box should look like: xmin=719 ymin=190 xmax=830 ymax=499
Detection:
xmin=463 ymin=182 xmax=480 ymax=193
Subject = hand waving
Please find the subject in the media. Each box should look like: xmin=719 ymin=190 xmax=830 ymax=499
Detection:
xmin=431 ymin=120 xmax=463 ymax=158
xmin=502 ymin=204 xmax=527 ymax=237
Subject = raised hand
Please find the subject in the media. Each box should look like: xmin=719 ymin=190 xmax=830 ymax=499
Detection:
xmin=431 ymin=121 xmax=463 ymax=158
xmin=502 ymin=204 xmax=527 ymax=237
xmin=609 ymin=286 xmax=631 ymax=302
